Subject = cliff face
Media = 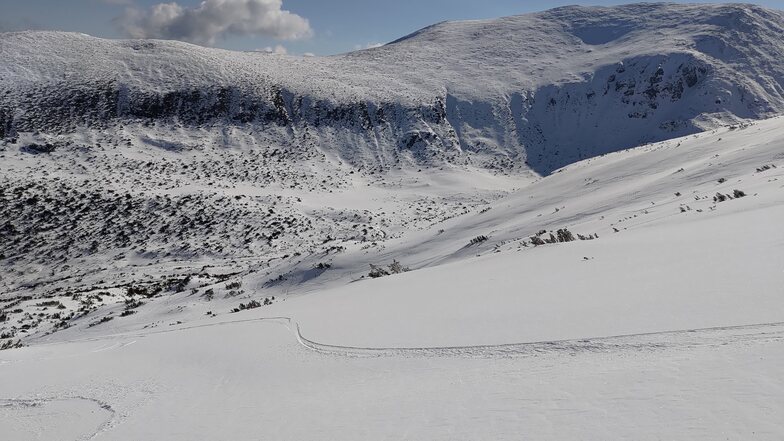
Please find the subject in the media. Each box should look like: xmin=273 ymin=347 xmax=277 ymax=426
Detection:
xmin=3 ymin=3 xmax=784 ymax=174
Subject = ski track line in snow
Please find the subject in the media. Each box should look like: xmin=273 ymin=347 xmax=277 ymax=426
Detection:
xmin=291 ymin=321 xmax=784 ymax=358
xmin=10 ymin=316 xmax=784 ymax=360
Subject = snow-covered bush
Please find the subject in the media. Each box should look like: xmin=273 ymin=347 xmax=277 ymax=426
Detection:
xmin=369 ymin=260 xmax=410 ymax=278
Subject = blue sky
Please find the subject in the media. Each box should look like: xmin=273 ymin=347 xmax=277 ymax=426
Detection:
xmin=1 ymin=0 xmax=783 ymax=55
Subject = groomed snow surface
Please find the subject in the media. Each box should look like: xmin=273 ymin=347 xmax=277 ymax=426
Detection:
xmin=2 ymin=114 xmax=783 ymax=439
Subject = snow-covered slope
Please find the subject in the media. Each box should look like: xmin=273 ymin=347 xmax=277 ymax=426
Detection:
xmin=1 ymin=112 xmax=783 ymax=441
xmin=3 ymin=3 xmax=784 ymax=173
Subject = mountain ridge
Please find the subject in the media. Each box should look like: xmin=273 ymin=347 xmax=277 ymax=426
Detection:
xmin=3 ymin=3 xmax=784 ymax=174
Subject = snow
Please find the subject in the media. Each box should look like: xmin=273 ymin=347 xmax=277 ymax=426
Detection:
xmin=2 ymin=109 xmax=783 ymax=441
xmin=2 ymin=313 xmax=783 ymax=440
xmin=2 ymin=3 xmax=784 ymax=439
xmin=286 ymin=203 xmax=784 ymax=348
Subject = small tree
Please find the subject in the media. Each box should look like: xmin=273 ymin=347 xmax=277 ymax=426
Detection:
xmin=389 ymin=260 xmax=409 ymax=274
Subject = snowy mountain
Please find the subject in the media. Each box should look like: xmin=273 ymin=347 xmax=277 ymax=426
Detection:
xmin=2 ymin=3 xmax=784 ymax=439
xmin=3 ymin=3 xmax=784 ymax=173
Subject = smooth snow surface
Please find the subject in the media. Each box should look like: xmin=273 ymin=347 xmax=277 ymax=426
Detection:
xmin=2 ymin=318 xmax=784 ymax=440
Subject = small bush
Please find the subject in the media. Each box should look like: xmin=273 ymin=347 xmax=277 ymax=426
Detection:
xmin=0 ymin=339 xmax=24 ymax=351
xmin=469 ymin=235 xmax=488 ymax=245
xmin=388 ymin=260 xmax=409 ymax=274
xmin=530 ymin=235 xmax=545 ymax=246
xmin=556 ymin=229 xmax=575 ymax=243
xmin=368 ymin=264 xmax=390 ymax=278
xmin=231 ymin=299 xmax=271 ymax=313
xmin=88 ymin=316 xmax=114 ymax=327
xmin=225 ymin=281 xmax=242 ymax=290
xmin=369 ymin=260 xmax=410 ymax=278
xmin=124 ymin=299 xmax=144 ymax=310
xmin=166 ymin=276 xmax=192 ymax=293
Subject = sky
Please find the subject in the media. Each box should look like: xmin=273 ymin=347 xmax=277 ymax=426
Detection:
xmin=1 ymin=0 xmax=783 ymax=55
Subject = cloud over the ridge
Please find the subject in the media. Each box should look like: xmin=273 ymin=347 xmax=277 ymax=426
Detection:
xmin=116 ymin=0 xmax=312 ymax=45
xmin=354 ymin=42 xmax=384 ymax=50
xmin=255 ymin=44 xmax=287 ymax=54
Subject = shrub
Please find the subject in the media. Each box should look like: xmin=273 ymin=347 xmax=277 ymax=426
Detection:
xmin=124 ymin=299 xmax=144 ymax=310
xmin=369 ymin=260 xmax=410 ymax=278
xmin=469 ymin=235 xmax=488 ymax=245
xmin=0 ymin=339 xmax=24 ymax=351
xmin=530 ymin=235 xmax=545 ymax=246
xmin=88 ymin=316 xmax=114 ymax=327
xmin=368 ymin=264 xmax=390 ymax=278
xmin=556 ymin=229 xmax=575 ymax=243
xmin=167 ymin=276 xmax=192 ymax=293
xmin=388 ymin=260 xmax=409 ymax=274
xmin=231 ymin=300 xmax=264 ymax=313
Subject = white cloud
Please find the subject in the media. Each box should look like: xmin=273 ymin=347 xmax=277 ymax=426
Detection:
xmin=256 ymin=44 xmax=287 ymax=54
xmin=354 ymin=42 xmax=384 ymax=51
xmin=116 ymin=0 xmax=312 ymax=46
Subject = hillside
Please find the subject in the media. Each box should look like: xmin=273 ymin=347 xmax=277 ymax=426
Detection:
xmin=3 ymin=3 xmax=784 ymax=306
xmin=3 ymin=3 xmax=784 ymax=174
xmin=2 ymin=98 xmax=783 ymax=441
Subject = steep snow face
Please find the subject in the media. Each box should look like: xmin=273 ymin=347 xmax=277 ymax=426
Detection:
xmin=3 ymin=4 xmax=784 ymax=173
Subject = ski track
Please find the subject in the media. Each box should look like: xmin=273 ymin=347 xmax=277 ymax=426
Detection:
xmin=4 ymin=311 xmax=782 ymax=440
xmin=17 ymin=314 xmax=784 ymax=360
